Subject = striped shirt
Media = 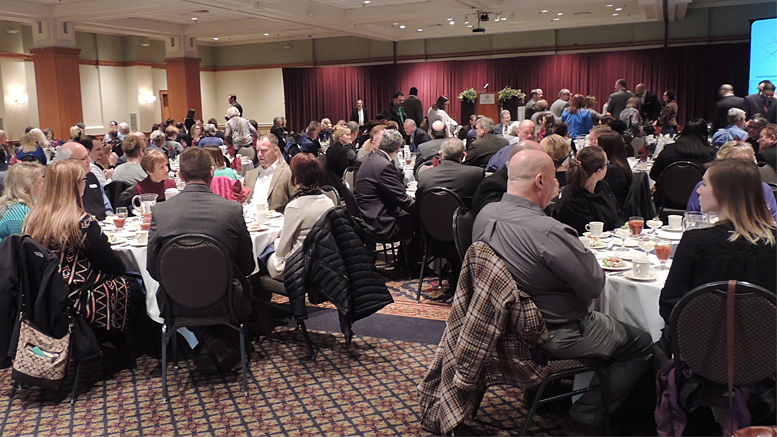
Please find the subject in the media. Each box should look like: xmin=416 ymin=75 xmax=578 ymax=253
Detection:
xmin=0 ymin=202 xmax=31 ymax=241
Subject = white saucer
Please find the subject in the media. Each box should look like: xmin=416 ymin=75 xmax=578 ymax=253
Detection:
xmin=660 ymin=226 xmax=683 ymax=232
xmin=623 ymin=271 xmax=658 ymax=282
xmin=584 ymin=231 xmax=613 ymax=239
xmin=656 ymin=230 xmax=683 ymax=241
xmin=617 ymin=250 xmax=647 ymax=260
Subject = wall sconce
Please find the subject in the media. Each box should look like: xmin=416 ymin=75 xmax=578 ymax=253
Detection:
xmin=10 ymin=94 xmax=28 ymax=105
xmin=140 ymin=94 xmax=157 ymax=104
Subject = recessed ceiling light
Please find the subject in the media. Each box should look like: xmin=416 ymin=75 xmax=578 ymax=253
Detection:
xmin=417 ymin=28 xmax=423 ymax=32
xmin=540 ymin=10 xmax=548 ymax=13
xmin=464 ymin=21 xmax=469 ymax=24
xmin=392 ymin=22 xmax=398 ymax=26
xmin=553 ymin=18 xmax=560 ymax=21
xmin=213 ymin=37 xmax=219 ymax=41
xmin=363 ymin=0 xmax=370 ymax=3
xmin=557 ymin=12 xmax=562 ymax=16
xmin=447 ymin=18 xmax=452 ymax=21
xmin=501 ymin=17 xmax=506 ymax=21
xmin=612 ymin=13 xmax=618 ymax=16
xmin=615 ymin=7 xmax=622 ymax=11
xmin=467 ymin=25 xmax=473 ymax=28
xmin=264 ymin=33 xmax=270 ymax=36
xmin=399 ymin=25 xmax=405 ymax=29
xmin=449 ymin=21 xmax=454 ymax=25
xmin=606 ymin=4 xmax=613 ymax=7
xmin=191 ymin=17 xmax=198 ymax=21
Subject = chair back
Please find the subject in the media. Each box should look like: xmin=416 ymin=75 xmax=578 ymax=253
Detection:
xmin=418 ymin=187 xmax=464 ymax=243
xmin=625 ymin=143 xmax=635 ymax=158
xmin=452 ymin=207 xmax=474 ymax=263
xmin=343 ymin=166 xmax=356 ymax=190
xmin=621 ymin=172 xmax=656 ymax=221
xmin=157 ymin=234 xmax=233 ymax=312
xmin=631 ymin=136 xmax=645 ymax=153
xmin=768 ymin=182 xmax=777 ymax=197
xmin=655 ymin=161 xmax=705 ymax=210
xmin=237 ymin=146 xmax=255 ymax=162
xmin=670 ymin=281 xmax=776 ymax=386
xmin=759 ymin=164 xmax=777 ymax=184
xmin=320 ymin=185 xmax=341 ymax=205
xmin=339 ymin=179 xmax=361 ymax=218
xmin=104 ymin=180 xmax=132 ymax=210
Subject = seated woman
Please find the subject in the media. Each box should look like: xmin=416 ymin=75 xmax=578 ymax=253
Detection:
xmin=205 ymin=145 xmax=238 ymax=180
xmin=540 ymin=134 xmax=570 ymax=188
xmin=0 ymin=161 xmax=45 ymax=241
xmin=553 ymin=145 xmax=620 ymax=235
xmin=660 ymin=158 xmax=776 ymax=321
xmin=133 ymin=149 xmax=177 ymax=201
xmin=686 ymin=141 xmax=777 ymax=221
xmin=597 ymin=130 xmax=633 ymax=210
xmin=266 ymin=153 xmax=335 ymax=280
xmin=649 ymin=118 xmax=716 ymax=180
xmin=15 ymin=132 xmax=47 ymax=165
xmin=23 ymin=160 xmax=132 ymax=332
xmin=325 ymin=126 xmax=357 ymax=186
xmin=197 ymin=123 xmax=224 ymax=147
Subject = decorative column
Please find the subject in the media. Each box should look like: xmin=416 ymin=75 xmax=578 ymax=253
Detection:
xmin=30 ymin=19 xmax=83 ymax=140
xmin=164 ymin=35 xmax=202 ymax=123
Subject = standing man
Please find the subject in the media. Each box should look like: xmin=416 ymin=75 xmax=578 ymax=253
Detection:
xmin=744 ymin=80 xmax=776 ymax=123
xmin=403 ymin=87 xmax=424 ymax=127
xmin=383 ymin=92 xmax=407 ymax=137
xmin=463 ymin=117 xmax=508 ymax=168
xmin=350 ymin=99 xmax=368 ymax=131
xmin=712 ymin=84 xmax=745 ymax=133
xmin=228 ymin=94 xmax=243 ymax=117
xmin=550 ymin=89 xmax=572 ymax=118
xmin=270 ymin=117 xmax=287 ymax=150
xmin=606 ymin=79 xmax=634 ymax=120
xmin=147 ymin=146 xmax=254 ymax=372
xmin=245 ymin=135 xmax=296 ymax=213
xmin=473 ymin=149 xmax=652 ymax=435
xmin=634 ymin=83 xmax=661 ymax=125
xmin=494 ymin=110 xmax=512 ymax=135
xmin=404 ymin=119 xmax=431 ymax=152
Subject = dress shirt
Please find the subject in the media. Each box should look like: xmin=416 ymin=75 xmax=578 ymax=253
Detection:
xmin=249 ymin=160 xmax=277 ymax=206
xmin=358 ymin=109 xmax=365 ymax=127
xmin=473 ymin=193 xmax=605 ymax=324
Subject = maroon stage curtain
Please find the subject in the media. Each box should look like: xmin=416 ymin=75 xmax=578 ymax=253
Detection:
xmin=283 ymin=43 xmax=749 ymax=134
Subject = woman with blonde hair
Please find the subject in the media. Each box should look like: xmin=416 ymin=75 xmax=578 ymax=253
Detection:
xmin=660 ymin=158 xmax=776 ymax=322
xmin=541 ymin=134 xmax=570 ymax=188
xmin=552 ymin=145 xmax=620 ymax=235
xmin=0 ymin=161 xmax=45 ymax=240
xmin=684 ymin=141 xmax=777 ymax=221
xmin=325 ymin=125 xmax=357 ymax=185
xmin=15 ymin=132 xmax=48 ymax=164
xmin=24 ymin=160 xmax=131 ymax=332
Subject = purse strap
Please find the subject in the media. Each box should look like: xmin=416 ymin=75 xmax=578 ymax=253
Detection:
xmin=726 ymin=279 xmax=736 ymax=417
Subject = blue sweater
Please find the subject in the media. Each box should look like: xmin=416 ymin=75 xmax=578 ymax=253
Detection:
xmin=561 ymin=109 xmax=593 ymax=139
xmin=0 ymin=202 xmax=31 ymax=241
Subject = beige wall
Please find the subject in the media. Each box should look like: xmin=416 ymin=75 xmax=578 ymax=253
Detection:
xmin=212 ymin=69 xmax=285 ymax=125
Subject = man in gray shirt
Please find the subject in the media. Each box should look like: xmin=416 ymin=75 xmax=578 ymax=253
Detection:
xmin=550 ymin=89 xmax=572 ymax=118
xmin=473 ymin=149 xmax=652 ymax=434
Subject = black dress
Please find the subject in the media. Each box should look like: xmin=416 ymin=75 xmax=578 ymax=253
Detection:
xmin=659 ymin=224 xmax=777 ymax=323
xmin=552 ymin=180 xmax=620 ymax=236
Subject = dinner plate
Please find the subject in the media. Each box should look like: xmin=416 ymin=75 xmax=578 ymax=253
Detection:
xmin=598 ymin=258 xmax=632 ymax=271
xmin=580 ymin=239 xmax=608 ymax=249
xmin=623 ymin=272 xmax=658 ymax=282
xmin=659 ymin=226 xmax=683 ymax=232
xmin=617 ymin=250 xmax=647 ymax=261
xmin=656 ymin=230 xmax=683 ymax=241
xmin=248 ymin=224 xmax=268 ymax=232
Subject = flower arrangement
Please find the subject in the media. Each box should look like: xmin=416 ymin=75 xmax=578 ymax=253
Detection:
xmin=497 ymin=87 xmax=526 ymax=104
xmin=458 ymin=88 xmax=477 ymax=103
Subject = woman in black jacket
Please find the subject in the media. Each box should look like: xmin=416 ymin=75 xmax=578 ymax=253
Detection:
xmin=553 ymin=145 xmax=620 ymax=235
xmin=649 ymin=118 xmax=715 ymax=180
xmin=598 ymin=131 xmax=633 ymax=210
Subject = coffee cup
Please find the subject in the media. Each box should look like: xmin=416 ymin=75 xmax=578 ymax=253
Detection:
xmin=631 ymin=257 xmax=651 ymax=278
xmin=407 ymin=181 xmax=418 ymax=191
xmin=579 ymin=236 xmax=591 ymax=248
xmin=667 ymin=215 xmax=682 ymax=230
xmin=585 ymin=221 xmax=604 ymax=237
xmin=135 ymin=230 xmax=149 ymax=245
xmin=164 ymin=188 xmax=180 ymax=200
xmin=255 ymin=203 xmax=267 ymax=225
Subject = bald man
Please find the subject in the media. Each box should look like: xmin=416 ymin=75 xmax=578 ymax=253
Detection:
xmin=485 ymin=120 xmax=536 ymax=172
xmin=712 ymin=84 xmax=745 ymax=132
xmin=55 ymin=141 xmax=112 ymax=219
xmin=473 ymin=149 xmax=652 ymax=434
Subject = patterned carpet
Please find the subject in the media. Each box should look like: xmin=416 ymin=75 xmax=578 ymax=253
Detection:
xmin=0 ymin=263 xmax=575 ymax=436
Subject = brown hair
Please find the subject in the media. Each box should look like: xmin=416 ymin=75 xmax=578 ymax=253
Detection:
xmin=567 ymin=145 xmax=607 ymax=192
xmin=164 ymin=125 xmax=179 ymax=139
xmin=204 ymin=145 xmax=226 ymax=170
xmin=141 ymin=149 xmax=168 ymax=173
xmin=121 ymin=135 xmax=146 ymax=158
xmin=707 ymin=159 xmax=775 ymax=244
xmin=626 ymin=96 xmax=641 ymax=110
xmin=290 ymin=153 xmax=323 ymax=187
xmin=23 ymin=160 xmax=86 ymax=250
xmin=179 ymin=146 xmax=213 ymax=183
xmin=567 ymin=94 xmax=586 ymax=115
xmin=597 ymin=131 xmax=633 ymax=182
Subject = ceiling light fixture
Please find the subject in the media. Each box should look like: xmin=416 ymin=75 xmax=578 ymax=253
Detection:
xmin=612 ymin=13 xmax=618 ymax=16
xmin=540 ymin=10 xmax=547 ymax=13
xmin=447 ymin=18 xmax=452 ymax=21
xmin=467 ymin=25 xmax=473 ymax=28
xmin=449 ymin=21 xmax=454 ymax=25
xmin=213 ymin=37 xmax=219 ymax=41
xmin=399 ymin=25 xmax=405 ymax=29
xmin=191 ymin=17 xmax=197 ymax=21
xmin=615 ymin=7 xmax=622 ymax=11
xmin=392 ymin=22 xmax=398 ymax=26
xmin=557 ymin=12 xmax=562 ymax=16
xmin=606 ymin=4 xmax=613 ymax=7
xmin=417 ymin=28 xmax=423 ymax=32
xmin=553 ymin=18 xmax=560 ymax=21
xmin=364 ymin=0 xmax=370 ymax=3
xmin=264 ymin=33 xmax=270 ymax=36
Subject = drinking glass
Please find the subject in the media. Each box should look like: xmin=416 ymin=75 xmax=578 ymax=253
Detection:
xmin=628 ymin=216 xmax=644 ymax=237
xmin=646 ymin=219 xmax=663 ymax=233
xmin=114 ymin=207 xmax=127 ymax=231
xmin=655 ymin=239 xmax=673 ymax=270
xmin=141 ymin=215 xmax=152 ymax=231
xmin=638 ymin=236 xmax=656 ymax=260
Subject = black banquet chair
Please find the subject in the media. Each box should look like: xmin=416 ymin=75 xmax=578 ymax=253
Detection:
xmin=416 ymin=187 xmax=464 ymax=302
xmin=451 ymin=206 xmax=473 ymax=264
xmin=155 ymin=234 xmax=250 ymax=402
xmin=653 ymin=161 xmax=705 ymax=218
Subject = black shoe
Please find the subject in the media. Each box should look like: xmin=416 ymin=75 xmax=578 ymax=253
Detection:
xmin=196 ymin=352 xmax=219 ymax=373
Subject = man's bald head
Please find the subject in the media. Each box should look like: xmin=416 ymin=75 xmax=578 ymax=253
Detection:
xmin=507 ymin=149 xmax=558 ymax=209
xmin=431 ymin=120 xmax=446 ymax=139
xmin=56 ymin=141 xmax=90 ymax=171
xmin=507 ymin=140 xmax=543 ymax=161
xmin=518 ymin=120 xmax=535 ymax=141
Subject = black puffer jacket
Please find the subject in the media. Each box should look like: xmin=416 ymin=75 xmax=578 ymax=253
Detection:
xmin=284 ymin=206 xmax=393 ymax=335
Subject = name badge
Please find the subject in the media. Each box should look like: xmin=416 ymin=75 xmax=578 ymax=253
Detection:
xmin=89 ymin=184 xmax=98 ymax=189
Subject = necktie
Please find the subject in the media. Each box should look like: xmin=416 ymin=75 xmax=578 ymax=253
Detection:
xmin=398 ymin=106 xmax=404 ymax=123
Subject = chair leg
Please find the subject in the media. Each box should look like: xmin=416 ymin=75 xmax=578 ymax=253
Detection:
xmin=70 ymin=361 xmax=82 ymax=404
xmin=161 ymin=324 xmax=169 ymax=402
xmin=402 ymin=243 xmax=412 ymax=280
xmin=172 ymin=330 xmax=178 ymax=370
xmin=239 ymin=323 xmax=248 ymax=396
xmin=595 ymin=368 xmax=611 ymax=436
xmin=297 ymin=319 xmax=316 ymax=361
xmin=520 ymin=378 xmax=553 ymax=437
xmin=416 ymin=253 xmax=428 ymax=302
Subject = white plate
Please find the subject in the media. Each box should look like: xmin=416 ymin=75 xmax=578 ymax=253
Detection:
xmin=622 ymin=239 xmax=639 ymax=247
xmin=623 ymin=271 xmax=658 ymax=282
xmin=656 ymin=230 xmax=683 ymax=241
xmin=598 ymin=258 xmax=632 ymax=271
xmin=617 ymin=250 xmax=647 ymax=261
xmin=660 ymin=226 xmax=683 ymax=232
xmin=584 ymin=231 xmax=614 ymax=239
xmin=109 ymin=239 xmax=127 ymax=246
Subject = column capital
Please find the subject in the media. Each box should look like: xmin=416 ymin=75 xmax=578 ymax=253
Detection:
xmin=164 ymin=35 xmax=199 ymax=58
xmin=31 ymin=19 xmax=77 ymax=49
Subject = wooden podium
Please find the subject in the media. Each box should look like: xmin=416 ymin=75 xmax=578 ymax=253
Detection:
xmin=476 ymin=93 xmax=500 ymax=123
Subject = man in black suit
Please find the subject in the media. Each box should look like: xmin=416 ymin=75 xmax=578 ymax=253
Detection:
xmin=415 ymin=121 xmax=447 ymax=171
xmin=382 ymin=92 xmax=406 ymax=137
xmin=463 ymin=117 xmax=509 ymax=168
xmin=744 ymin=81 xmax=776 ymax=124
xmin=349 ymin=99 xmax=368 ymax=131
xmin=228 ymin=94 xmax=243 ymax=117
xmin=147 ymin=146 xmax=254 ymax=372
xmin=403 ymin=87 xmax=424 ymax=126
xmin=606 ymin=79 xmax=634 ymax=119
xmin=417 ymin=138 xmax=483 ymax=208
xmin=270 ymin=117 xmax=287 ymax=150
xmin=353 ymin=129 xmax=417 ymax=244
xmin=404 ymin=119 xmax=431 ymax=153
xmin=634 ymin=83 xmax=661 ymax=124
xmin=712 ymin=84 xmax=746 ymax=132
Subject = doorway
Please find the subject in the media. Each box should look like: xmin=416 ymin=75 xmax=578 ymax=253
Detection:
xmin=159 ymin=90 xmax=169 ymax=122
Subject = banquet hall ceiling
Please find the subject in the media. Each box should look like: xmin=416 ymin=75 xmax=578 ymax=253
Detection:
xmin=0 ymin=0 xmax=770 ymax=45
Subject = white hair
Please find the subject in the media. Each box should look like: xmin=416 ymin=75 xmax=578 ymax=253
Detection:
xmin=29 ymin=128 xmax=49 ymax=148
xmin=150 ymin=130 xmax=166 ymax=144
xmin=118 ymin=122 xmax=129 ymax=131
xmin=507 ymin=121 xmax=521 ymax=136
xmin=727 ymin=107 xmax=746 ymax=124
xmin=226 ymin=106 xmax=240 ymax=118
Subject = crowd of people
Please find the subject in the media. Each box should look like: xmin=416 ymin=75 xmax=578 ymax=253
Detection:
xmin=0 ymin=79 xmax=776 ymax=435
